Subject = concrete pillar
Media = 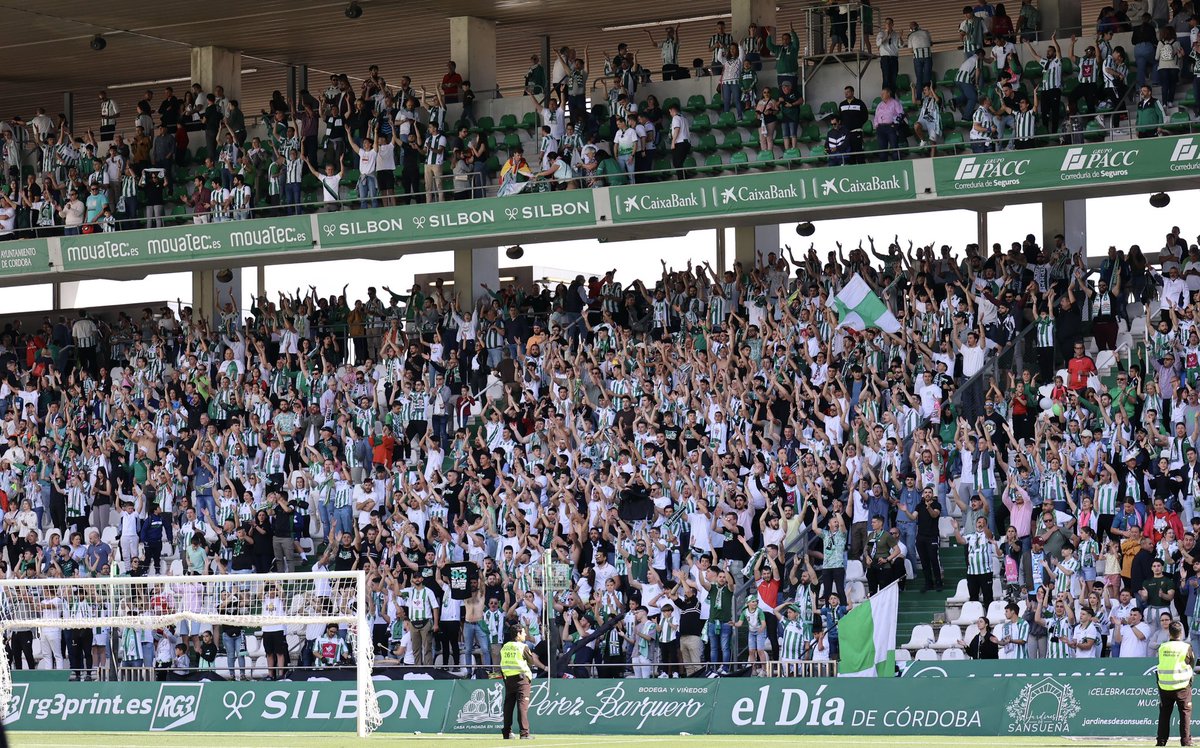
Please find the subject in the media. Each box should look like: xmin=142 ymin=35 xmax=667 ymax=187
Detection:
xmin=1041 ymin=199 xmax=1086 ymax=258
xmin=449 ymin=16 xmax=497 ymax=98
xmin=62 ymin=92 xmax=74 ymax=133
xmin=454 ymin=247 xmax=500 ymax=307
xmin=732 ymin=224 xmax=779 ymax=271
xmin=732 ymin=0 xmax=777 ymax=43
xmin=54 ymin=281 xmax=81 ymax=311
xmin=716 ymin=229 xmax=727 ymax=273
xmin=191 ymin=270 xmax=241 ymax=328
xmin=1038 ymin=0 xmax=1082 ymax=39
xmin=190 ymin=46 xmax=242 ymax=104
xmin=976 ymin=210 xmax=989 ymax=254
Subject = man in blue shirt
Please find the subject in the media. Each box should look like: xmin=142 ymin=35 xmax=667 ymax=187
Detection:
xmin=84 ymin=183 xmax=108 ymax=225
xmin=895 ymin=474 xmax=922 ymax=567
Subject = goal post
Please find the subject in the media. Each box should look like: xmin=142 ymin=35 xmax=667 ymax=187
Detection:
xmin=0 ymin=570 xmax=382 ymax=737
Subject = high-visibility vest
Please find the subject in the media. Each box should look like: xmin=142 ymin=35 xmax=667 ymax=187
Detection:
xmin=500 ymin=641 xmax=532 ymax=679
xmin=1158 ymin=641 xmax=1193 ymax=691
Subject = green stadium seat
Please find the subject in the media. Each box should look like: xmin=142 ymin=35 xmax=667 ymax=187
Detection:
xmin=728 ymin=150 xmax=750 ymax=170
xmin=519 ymin=111 xmax=537 ymax=132
xmin=341 ymin=169 xmax=359 ymax=186
xmin=691 ymin=113 xmax=712 ymax=133
xmin=498 ymin=114 xmax=518 ymax=131
xmin=740 ymin=110 xmax=758 ymax=128
xmin=486 ymin=134 xmax=499 ymax=151
xmin=700 ymin=153 xmax=724 ymax=173
xmin=940 ymin=111 xmax=955 ymax=130
xmin=663 ymin=97 xmax=681 ymax=112
xmin=754 ymin=149 xmax=776 ymax=169
xmin=708 ymin=92 xmax=723 ymax=110
xmin=940 ymin=131 xmax=964 ymax=154
xmin=194 ymin=146 xmax=208 ymax=163
xmin=807 ymin=144 xmax=827 ymax=163
xmin=473 ymin=116 xmax=495 ymax=133
xmin=818 ymin=101 xmax=838 ymax=117
xmin=598 ymin=122 xmax=613 ymax=139
xmin=1060 ymin=58 xmax=1074 ymax=77
xmin=486 ymin=156 xmax=501 ymax=173
xmin=896 ymin=73 xmax=911 ymax=92
xmin=1023 ymin=60 xmax=1044 ymax=79
xmin=695 ymin=133 xmax=718 ymax=153
xmin=1169 ymin=111 xmax=1192 ymax=133
xmin=716 ymin=111 xmax=737 ymax=130
xmin=685 ymin=94 xmax=707 ymax=113
xmin=800 ymin=122 xmax=821 ymax=143
xmin=1084 ymin=119 xmax=1106 ymax=142
xmin=863 ymin=119 xmax=875 ymax=137
xmin=781 ymin=147 xmax=803 ymax=161
xmin=720 ymin=131 xmax=744 ymax=150
xmin=940 ymin=69 xmax=958 ymax=87
xmin=503 ymin=132 xmax=522 ymax=151
xmin=797 ymin=104 xmax=814 ymax=122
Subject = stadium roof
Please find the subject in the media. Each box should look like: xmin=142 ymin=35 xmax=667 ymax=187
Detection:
xmin=0 ymin=0 xmax=1106 ymax=128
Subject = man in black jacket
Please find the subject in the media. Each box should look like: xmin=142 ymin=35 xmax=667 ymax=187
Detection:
xmin=837 ymin=86 xmax=868 ymax=163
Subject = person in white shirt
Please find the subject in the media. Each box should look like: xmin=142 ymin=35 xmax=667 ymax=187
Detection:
xmin=667 ymin=102 xmax=691 ymax=179
xmin=305 ymin=156 xmax=344 ymax=211
xmin=345 ymin=123 xmax=378 ymax=209
xmin=1113 ymin=606 xmax=1151 ymax=657
xmin=423 ymin=123 xmax=447 ymax=203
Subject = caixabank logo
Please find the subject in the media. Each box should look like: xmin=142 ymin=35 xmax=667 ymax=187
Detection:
xmin=149 ymin=682 xmax=205 ymax=732
xmin=1004 ymin=677 xmax=1081 ymax=733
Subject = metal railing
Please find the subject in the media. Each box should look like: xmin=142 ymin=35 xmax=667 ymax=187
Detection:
xmin=949 ymin=321 xmax=1036 ymax=415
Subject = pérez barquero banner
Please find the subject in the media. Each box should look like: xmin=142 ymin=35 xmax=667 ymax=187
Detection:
xmin=59 ymin=216 xmax=313 ymax=272
xmin=2 ymin=675 xmax=1184 ymax=736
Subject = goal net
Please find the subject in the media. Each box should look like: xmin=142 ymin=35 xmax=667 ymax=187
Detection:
xmin=0 ymin=570 xmax=382 ymax=737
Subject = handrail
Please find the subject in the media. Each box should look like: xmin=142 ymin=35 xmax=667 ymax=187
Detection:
xmin=14 ymin=106 xmax=1171 ymax=238
xmin=949 ymin=321 xmax=1036 ymax=412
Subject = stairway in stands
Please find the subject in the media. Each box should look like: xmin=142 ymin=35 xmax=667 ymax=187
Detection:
xmin=898 ymin=542 xmax=969 ymax=645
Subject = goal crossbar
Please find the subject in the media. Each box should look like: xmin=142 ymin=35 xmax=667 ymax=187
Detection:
xmin=0 ymin=569 xmax=381 ymax=737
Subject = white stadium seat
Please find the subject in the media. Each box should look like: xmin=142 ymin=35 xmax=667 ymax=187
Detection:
xmin=931 ymin=624 xmax=962 ymax=650
xmin=844 ymin=560 xmax=866 ymax=583
xmin=914 ymin=647 xmax=939 ymax=661
xmin=246 ymin=635 xmax=264 ymax=659
xmin=902 ymin=624 xmax=935 ymax=651
xmin=946 ymin=579 xmax=970 ymax=605
xmin=941 ymin=647 xmax=967 ymax=661
xmin=951 ymin=600 xmax=985 ymax=627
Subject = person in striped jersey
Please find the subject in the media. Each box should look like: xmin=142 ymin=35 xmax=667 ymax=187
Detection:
xmin=776 ymin=603 xmax=809 ymax=675
xmin=994 ymin=602 xmax=1029 ymax=658
xmin=952 ymin=515 xmax=997 ymax=607
xmin=1012 ymin=96 xmax=1037 ymax=149
xmin=1026 ymin=35 xmax=1063 ymax=136
xmin=1035 ymin=588 xmax=1077 ymax=658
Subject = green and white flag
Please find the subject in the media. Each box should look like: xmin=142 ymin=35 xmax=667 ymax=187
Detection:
xmin=838 ymin=580 xmax=898 ymax=677
xmin=832 ymin=274 xmax=901 ymax=333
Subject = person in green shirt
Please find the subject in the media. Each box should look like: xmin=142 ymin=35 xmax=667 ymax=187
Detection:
xmin=738 ymin=59 xmax=758 ymax=112
xmin=766 ymin=24 xmax=800 ymax=89
xmin=1135 ymin=84 xmax=1166 ymax=137
xmin=1141 ymin=558 xmax=1177 ymax=617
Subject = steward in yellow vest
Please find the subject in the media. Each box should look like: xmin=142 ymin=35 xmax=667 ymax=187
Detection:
xmin=1156 ymin=620 xmax=1195 ymax=747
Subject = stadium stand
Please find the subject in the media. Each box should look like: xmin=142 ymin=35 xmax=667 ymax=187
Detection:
xmin=1 ymin=0 xmax=1199 ymax=687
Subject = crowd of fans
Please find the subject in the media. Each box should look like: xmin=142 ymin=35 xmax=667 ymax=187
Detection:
xmin=0 ymin=220 xmax=1199 ymax=682
xmin=4 ymin=0 xmax=1200 ymax=238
